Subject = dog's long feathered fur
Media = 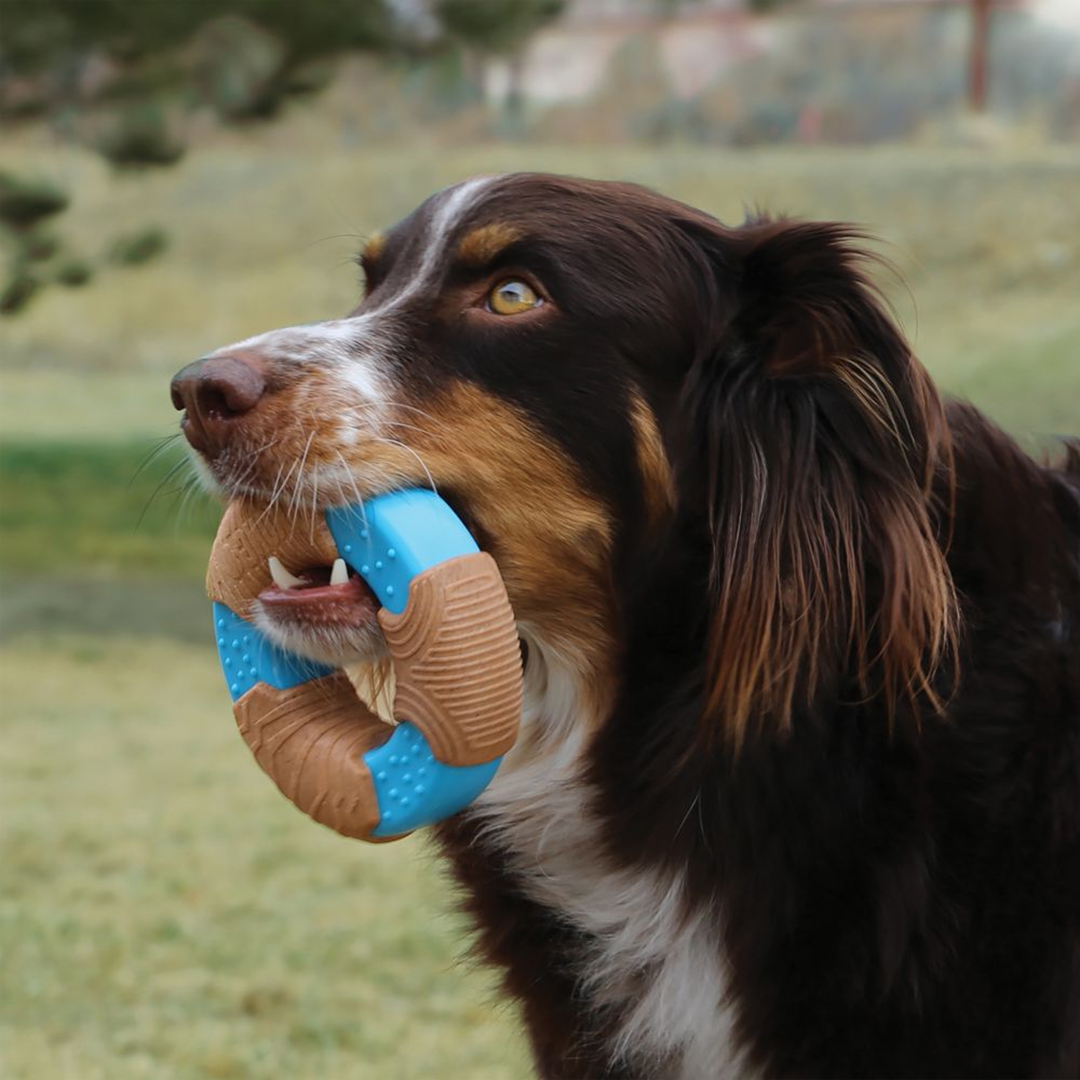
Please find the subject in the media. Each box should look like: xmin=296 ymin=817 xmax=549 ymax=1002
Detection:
xmin=184 ymin=175 xmax=1080 ymax=1078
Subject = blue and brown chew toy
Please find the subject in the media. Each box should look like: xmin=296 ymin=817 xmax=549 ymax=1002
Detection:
xmin=207 ymin=490 xmax=522 ymax=841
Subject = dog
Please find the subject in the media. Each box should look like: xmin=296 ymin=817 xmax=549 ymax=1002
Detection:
xmin=171 ymin=174 xmax=1080 ymax=1078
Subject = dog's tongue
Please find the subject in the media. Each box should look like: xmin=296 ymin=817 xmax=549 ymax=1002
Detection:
xmin=257 ymin=564 xmax=379 ymax=626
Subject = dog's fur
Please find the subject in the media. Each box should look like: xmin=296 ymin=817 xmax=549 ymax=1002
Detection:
xmin=183 ymin=174 xmax=1080 ymax=1078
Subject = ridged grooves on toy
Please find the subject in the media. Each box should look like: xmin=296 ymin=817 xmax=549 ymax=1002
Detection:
xmin=234 ymin=674 xmax=385 ymax=840
xmin=379 ymin=555 xmax=521 ymax=767
xmin=207 ymin=498 xmax=338 ymax=619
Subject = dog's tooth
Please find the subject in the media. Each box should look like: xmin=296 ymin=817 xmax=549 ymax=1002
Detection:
xmin=268 ymin=556 xmax=305 ymax=589
xmin=330 ymin=558 xmax=349 ymax=586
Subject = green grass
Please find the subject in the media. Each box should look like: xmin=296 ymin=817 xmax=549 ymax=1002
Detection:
xmin=0 ymin=440 xmax=217 ymax=580
xmin=1 ymin=141 xmax=1078 ymax=439
xmin=0 ymin=439 xmax=219 ymax=640
xmin=0 ymin=636 xmax=530 ymax=1080
xmin=0 ymin=438 xmax=531 ymax=1076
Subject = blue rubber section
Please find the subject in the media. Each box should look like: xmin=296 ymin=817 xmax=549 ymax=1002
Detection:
xmin=213 ymin=602 xmax=333 ymax=700
xmin=363 ymin=722 xmax=501 ymax=838
xmin=325 ymin=490 xmax=478 ymax=614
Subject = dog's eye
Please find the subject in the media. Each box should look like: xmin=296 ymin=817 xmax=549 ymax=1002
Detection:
xmin=487 ymin=279 xmax=541 ymax=316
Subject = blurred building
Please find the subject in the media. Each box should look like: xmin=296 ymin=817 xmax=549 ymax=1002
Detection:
xmin=483 ymin=0 xmax=1056 ymax=106
xmin=484 ymin=0 xmax=761 ymax=103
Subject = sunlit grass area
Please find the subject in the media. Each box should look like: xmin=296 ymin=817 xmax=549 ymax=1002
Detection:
xmin=0 ymin=636 xmax=530 ymax=1080
xmin=2 ymin=141 xmax=1078 ymax=439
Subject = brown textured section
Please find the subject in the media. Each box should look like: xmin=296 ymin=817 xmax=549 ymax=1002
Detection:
xmin=233 ymin=673 xmax=393 ymax=840
xmin=379 ymin=553 xmax=522 ymax=767
xmin=207 ymin=499 xmax=338 ymax=617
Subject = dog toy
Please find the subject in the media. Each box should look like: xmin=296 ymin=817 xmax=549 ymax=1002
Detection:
xmin=206 ymin=490 xmax=522 ymax=841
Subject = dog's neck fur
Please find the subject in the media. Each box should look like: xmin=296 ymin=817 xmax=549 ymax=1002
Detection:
xmin=454 ymin=613 xmax=749 ymax=1079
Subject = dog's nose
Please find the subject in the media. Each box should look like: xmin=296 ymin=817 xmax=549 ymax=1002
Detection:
xmin=170 ymin=355 xmax=266 ymax=455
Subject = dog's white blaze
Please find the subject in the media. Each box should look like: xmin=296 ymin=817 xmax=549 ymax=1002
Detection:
xmin=206 ymin=176 xmax=503 ymax=468
xmin=337 ymin=362 xmax=385 ymax=404
xmin=329 ymin=176 xmax=501 ymax=446
xmin=406 ymin=175 xmax=496 ymax=305
xmin=476 ymin=639 xmax=751 ymax=1079
xmin=214 ymin=319 xmax=368 ymax=368
xmin=359 ymin=174 xmax=501 ymax=322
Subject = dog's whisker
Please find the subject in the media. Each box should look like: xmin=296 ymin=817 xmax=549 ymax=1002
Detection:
xmin=172 ymin=472 xmax=208 ymax=531
xmin=229 ymin=436 xmax=280 ymax=499
xmin=135 ymin=456 xmax=190 ymax=530
xmin=349 ymin=399 xmax=450 ymax=431
xmin=334 ymin=448 xmax=371 ymax=530
xmin=128 ymin=432 xmax=184 ymax=489
xmin=368 ymin=436 xmax=438 ymax=495
xmin=309 ymin=470 xmax=320 ymax=540
xmin=252 ymin=462 xmax=287 ymax=527
xmin=288 ymin=431 xmax=316 ymax=519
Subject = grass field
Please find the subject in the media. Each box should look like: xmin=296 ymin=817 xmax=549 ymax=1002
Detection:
xmin=0 ymin=638 xmax=530 ymax=1080
xmin=1 ymin=137 xmax=1077 ymax=1079
xmin=3 ymin=139 xmax=1079 ymax=438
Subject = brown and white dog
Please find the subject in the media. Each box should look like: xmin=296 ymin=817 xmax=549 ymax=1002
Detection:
xmin=171 ymin=174 xmax=1080 ymax=1079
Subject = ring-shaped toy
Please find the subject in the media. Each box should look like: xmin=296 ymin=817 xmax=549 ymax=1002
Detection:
xmin=206 ymin=490 xmax=522 ymax=841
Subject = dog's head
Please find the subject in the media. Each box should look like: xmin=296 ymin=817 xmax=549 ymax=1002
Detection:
xmin=173 ymin=173 xmax=955 ymax=748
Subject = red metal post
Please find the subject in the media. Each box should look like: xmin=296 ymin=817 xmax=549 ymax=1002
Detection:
xmin=969 ymin=0 xmax=992 ymax=112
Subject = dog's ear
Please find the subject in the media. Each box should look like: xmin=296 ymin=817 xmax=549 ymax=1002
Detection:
xmin=678 ymin=217 xmax=956 ymax=744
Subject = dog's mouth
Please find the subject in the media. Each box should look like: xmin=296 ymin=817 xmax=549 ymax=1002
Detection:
xmin=249 ymin=551 xmax=388 ymax=669
xmin=257 ymin=554 xmax=380 ymax=630
xmin=230 ymin=489 xmax=492 ymax=668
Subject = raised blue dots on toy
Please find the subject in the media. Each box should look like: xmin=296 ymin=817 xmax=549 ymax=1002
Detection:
xmin=363 ymin=722 xmax=499 ymax=837
xmin=213 ymin=603 xmax=333 ymax=700
xmin=325 ymin=489 xmax=478 ymax=614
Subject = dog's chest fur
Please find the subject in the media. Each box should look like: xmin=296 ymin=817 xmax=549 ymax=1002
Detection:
xmin=451 ymin=643 xmax=749 ymax=1079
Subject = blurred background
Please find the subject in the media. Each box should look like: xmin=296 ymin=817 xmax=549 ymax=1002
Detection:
xmin=1 ymin=1 xmax=1078 ymax=1077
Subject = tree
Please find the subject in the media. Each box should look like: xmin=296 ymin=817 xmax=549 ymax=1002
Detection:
xmin=1 ymin=0 xmax=394 ymax=164
xmin=745 ymin=0 xmax=801 ymax=12
xmin=434 ymin=0 xmax=565 ymax=117
xmin=435 ymin=0 xmax=564 ymax=57
xmin=1 ymin=0 xmax=391 ymax=75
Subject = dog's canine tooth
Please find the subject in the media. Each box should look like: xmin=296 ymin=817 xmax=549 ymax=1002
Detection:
xmin=268 ymin=555 xmax=305 ymax=589
xmin=330 ymin=558 xmax=349 ymax=586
